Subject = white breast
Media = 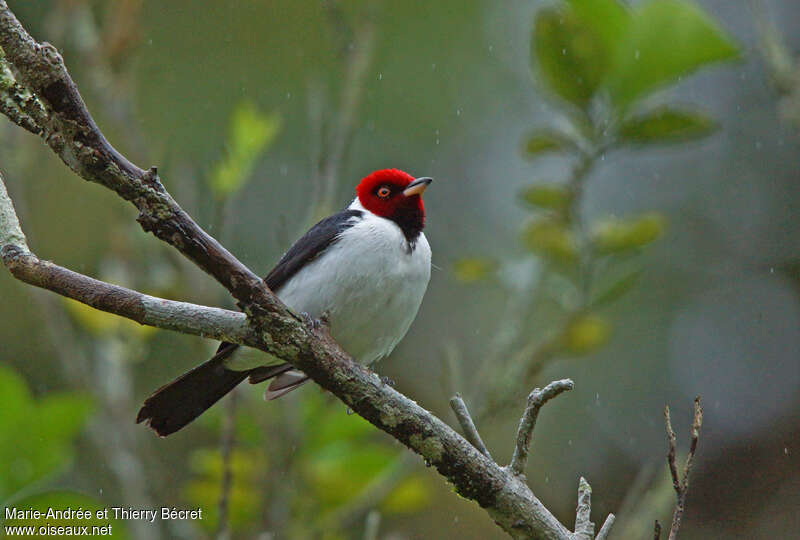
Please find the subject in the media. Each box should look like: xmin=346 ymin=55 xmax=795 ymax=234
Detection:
xmin=228 ymin=199 xmax=431 ymax=370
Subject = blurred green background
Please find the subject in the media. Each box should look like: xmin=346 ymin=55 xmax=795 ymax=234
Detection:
xmin=0 ymin=0 xmax=798 ymax=538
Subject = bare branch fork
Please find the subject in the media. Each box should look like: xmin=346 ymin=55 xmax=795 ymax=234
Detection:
xmin=449 ymin=393 xmax=493 ymax=459
xmin=658 ymin=397 xmax=703 ymax=540
xmin=508 ymin=380 xmax=574 ymax=477
xmin=448 ymin=382 xmax=615 ymax=539
xmin=0 ymin=3 xmax=617 ymax=538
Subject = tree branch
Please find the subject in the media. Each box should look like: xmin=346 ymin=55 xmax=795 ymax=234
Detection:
xmin=508 ymin=379 xmax=574 ymax=477
xmin=663 ymin=397 xmax=703 ymax=540
xmin=450 ymin=393 xmax=492 ymax=459
xmin=0 ymin=55 xmax=47 ymax=135
xmin=573 ymin=477 xmax=594 ymax=540
xmin=0 ymin=4 xmax=619 ymax=538
xmin=595 ymin=514 xmax=615 ymax=540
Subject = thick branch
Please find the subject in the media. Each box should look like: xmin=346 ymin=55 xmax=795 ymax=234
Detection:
xmin=508 ymin=379 xmax=574 ymax=477
xmin=0 ymin=55 xmax=46 ymax=134
xmin=450 ymin=393 xmax=492 ymax=459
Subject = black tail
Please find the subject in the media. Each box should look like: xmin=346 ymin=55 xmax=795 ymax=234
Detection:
xmin=136 ymin=344 xmax=292 ymax=437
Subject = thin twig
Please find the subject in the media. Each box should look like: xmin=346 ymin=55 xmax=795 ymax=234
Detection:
xmin=573 ymin=477 xmax=594 ymax=539
xmin=595 ymin=513 xmax=615 ymax=540
xmin=664 ymin=406 xmax=680 ymax=493
xmin=508 ymin=379 xmax=574 ymax=476
xmin=663 ymin=397 xmax=703 ymax=540
xmin=449 ymin=393 xmax=492 ymax=459
xmin=683 ymin=397 xmax=703 ymax=494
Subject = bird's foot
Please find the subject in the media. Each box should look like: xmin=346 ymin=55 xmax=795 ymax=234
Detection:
xmin=380 ymin=375 xmax=396 ymax=388
xmin=300 ymin=311 xmax=321 ymax=329
xmin=300 ymin=311 xmax=331 ymax=336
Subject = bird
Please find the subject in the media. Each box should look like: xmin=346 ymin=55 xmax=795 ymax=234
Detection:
xmin=137 ymin=168 xmax=432 ymax=436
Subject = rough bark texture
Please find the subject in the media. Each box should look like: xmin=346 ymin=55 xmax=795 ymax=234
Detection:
xmin=0 ymin=3 xmax=617 ymax=538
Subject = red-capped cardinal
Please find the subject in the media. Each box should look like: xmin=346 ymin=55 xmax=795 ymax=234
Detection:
xmin=137 ymin=169 xmax=432 ymax=436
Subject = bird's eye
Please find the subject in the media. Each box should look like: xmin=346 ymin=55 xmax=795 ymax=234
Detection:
xmin=377 ymin=186 xmax=391 ymax=198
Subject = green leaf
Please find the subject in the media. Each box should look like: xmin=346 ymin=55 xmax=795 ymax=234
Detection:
xmin=0 ymin=367 xmax=94 ymax=500
xmin=452 ymin=257 xmax=496 ymax=283
xmin=522 ymin=220 xmax=577 ymax=264
xmin=567 ymin=0 xmax=632 ymax=59
xmin=522 ymin=130 xmax=574 ymax=156
xmin=0 ymin=366 xmax=32 ymax=434
xmin=592 ymin=213 xmax=666 ymax=254
xmin=562 ymin=314 xmax=611 ymax=354
xmin=520 ymin=184 xmax=572 ymax=212
xmin=619 ymin=106 xmax=717 ymax=143
xmin=591 ymin=270 xmax=643 ymax=307
xmin=37 ymin=393 xmax=95 ymax=442
xmin=209 ymin=101 xmax=281 ymax=199
xmin=532 ymin=6 xmax=609 ymax=106
xmin=607 ymin=0 xmax=739 ymax=108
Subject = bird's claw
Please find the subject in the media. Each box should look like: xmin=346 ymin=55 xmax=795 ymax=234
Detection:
xmin=300 ymin=311 xmax=321 ymax=329
xmin=300 ymin=311 xmax=330 ymax=333
xmin=380 ymin=375 xmax=396 ymax=387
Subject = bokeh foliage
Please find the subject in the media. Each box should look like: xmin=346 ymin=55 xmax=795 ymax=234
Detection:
xmin=455 ymin=0 xmax=738 ymax=419
xmin=0 ymin=367 xmax=93 ymax=501
xmin=0 ymin=367 xmax=128 ymax=537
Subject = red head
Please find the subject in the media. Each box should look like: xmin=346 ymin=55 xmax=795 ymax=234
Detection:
xmin=356 ymin=169 xmax=432 ymax=241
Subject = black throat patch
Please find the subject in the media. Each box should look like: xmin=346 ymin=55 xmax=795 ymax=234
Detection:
xmin=391 ymin=205 xmax=424 ymax=248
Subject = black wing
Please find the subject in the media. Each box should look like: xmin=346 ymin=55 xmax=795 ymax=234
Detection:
xmin=214 ymin=208 xmax=363 ymax=358
xmin=264 ymin=209 xmax=363 ymax=291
